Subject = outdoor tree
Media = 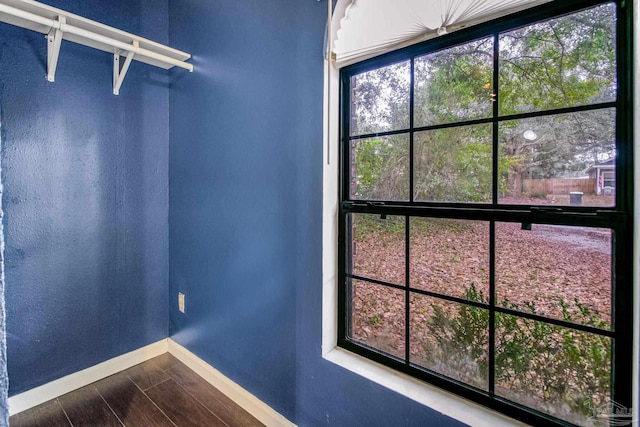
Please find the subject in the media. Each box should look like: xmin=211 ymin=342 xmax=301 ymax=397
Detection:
xmin=347 ymin=5 xmax=619 ymax=424
xmin=350 ymin=3 xmax=616 ymax=200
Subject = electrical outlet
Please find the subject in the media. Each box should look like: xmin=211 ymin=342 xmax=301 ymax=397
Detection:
xmin=178 ymin=293 xmax=185 ymax=313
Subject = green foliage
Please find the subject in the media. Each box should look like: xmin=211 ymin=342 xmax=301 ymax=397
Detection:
xmin=353 ymin=215 xmax=404 ymax=240
xmin=526 ymin=191 xmax=548 ymax=199
xmin=352 ymin=62 xmax=410 ymax=135
xmin=456 ymin=141 xmax=493 ymax=201
xmin=368 ymin=314 xmax=382 ymax=325
xmin=414 ymin=125 xmax=493 ymax=202
xmin=351 ymin=4 xmax=616 ymax=200
xmin=426 ymin=285 xmax=611 ymax=423
xmin=499 ymin=4 xmax=616 ymax=115
xmin=354 ymin=136 xmax=408 ymax=200
xmin=414 ymin=38 xmax=493 ymax=126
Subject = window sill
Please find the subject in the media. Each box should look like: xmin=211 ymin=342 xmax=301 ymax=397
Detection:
xmin=322 ymin=346 xmax=528 ymax=427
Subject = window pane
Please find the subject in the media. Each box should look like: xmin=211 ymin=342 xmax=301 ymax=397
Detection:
xmin=350 ymin=279 xmax=406 ymax=359
xmin=410 ymin=294 xmax=489 ymax=390
xmin=495 ymin=222 xmax=612 ymax=329
xmin=414 ymin=124 xmax=492 ymax=203
xmin=498 ymin=109 xmax=615 ymax=207
xmin=410 ymin=218 xmax=489 ymax=300
xmin=495 ymin=314 xmax=612 ymax=425
xmin=349 ymin=214 xmax=405 ymax=286
xmin=414 ymin=37 xmax=494 ymax=127
xmin=351 ymin=134 xmax=410 ymax=201
xmin=499 ymin=3 xmax=616 ymax=115
xmin=350 ymin=61 xmax=410 ymax=136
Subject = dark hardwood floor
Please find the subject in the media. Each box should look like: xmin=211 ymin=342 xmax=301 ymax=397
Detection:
xmin=9 ymin=353 xmax=264 ymax=427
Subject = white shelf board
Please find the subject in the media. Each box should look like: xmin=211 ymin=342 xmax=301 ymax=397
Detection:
xmin=0 ymin=0 xmax=191 ymax=70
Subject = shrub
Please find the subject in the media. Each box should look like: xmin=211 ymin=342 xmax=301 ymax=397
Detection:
xmin=427 ymin=285 xmax=611 ymax=424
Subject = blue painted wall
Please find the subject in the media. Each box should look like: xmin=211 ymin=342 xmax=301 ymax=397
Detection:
xmin=0 ymin=0 xmax=170 ymax=395
xmin=169 ymin=1 xmax=465 ymax=425
xmin=168 ymin=0 xmax=299 ymax=418
xmin=0 ymin=0 xmax=471 ymax=421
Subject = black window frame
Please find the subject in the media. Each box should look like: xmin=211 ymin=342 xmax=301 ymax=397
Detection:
xmin=337 ymin=1 xmax=634 ymax=426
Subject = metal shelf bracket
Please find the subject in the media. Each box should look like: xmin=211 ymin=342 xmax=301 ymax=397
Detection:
xmin=113 ymin=40 xmax=137 ymax=95
xmin=0 ymin=0 xmax=193 ymax=94
xmin=46 ymin=15 xmax=63 ymax=82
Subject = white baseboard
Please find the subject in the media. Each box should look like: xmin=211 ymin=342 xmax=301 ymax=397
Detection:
xmin=8 ymin=338 xmax=168 ymax=415
xmin=9 ymin=338 xmax=295 ymax=427
xmin=167 ymin=339 xmax=296 ymax=427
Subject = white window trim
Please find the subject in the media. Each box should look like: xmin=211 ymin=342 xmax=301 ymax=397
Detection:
xmin=320 ymin=56 xmax=528 ymax=427
xmin=321 ymin=9 xmax=640 ymax=424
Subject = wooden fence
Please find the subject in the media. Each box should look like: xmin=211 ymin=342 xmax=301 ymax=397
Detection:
xmin=522 ymin=178 xmax=596 ymax=195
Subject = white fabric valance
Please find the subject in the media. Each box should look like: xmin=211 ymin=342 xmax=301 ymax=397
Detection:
xmin=331 ymin=0 xmax=552 ymax=68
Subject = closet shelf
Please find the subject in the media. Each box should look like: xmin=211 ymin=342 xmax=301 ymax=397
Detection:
xmin=0 ymin=0 xmax=193 ymax=95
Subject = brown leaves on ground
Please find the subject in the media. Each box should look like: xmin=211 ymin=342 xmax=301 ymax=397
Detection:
xmin=348 ymin=213 xmax=612 ymax=424
xmin=349 ymin=214 xmax=611 ymax=363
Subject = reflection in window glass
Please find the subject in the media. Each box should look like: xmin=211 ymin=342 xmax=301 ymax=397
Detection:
xmin=495 ymin=223 xmax=612 ymax=328
xmin=498 ymin=109 xmax=615 ymax=207
xmin=349 ymin=214 xmax=405 ymax=286
xmin=350 ymin=280 xmax=406 ymax=359
xmin=414 ymin=124 xmax=492 ymax=203
xmin=414 ymin=37 xmax=494 ymax=127
xmin=499 ymin=3 xmax=616 ymax=115
xmin=350 ymin=61 xmax=410 ymax=135
xmin=351 ymin=134 xmax=409 ymax=201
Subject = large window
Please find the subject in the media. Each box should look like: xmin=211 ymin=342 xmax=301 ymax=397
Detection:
xmin=338 ymin=2 xmax=633 ymax=426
